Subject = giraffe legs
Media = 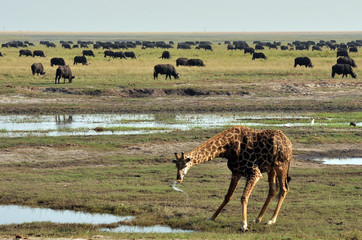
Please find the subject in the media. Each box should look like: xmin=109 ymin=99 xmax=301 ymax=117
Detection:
xmin=240 ymin=166 xmax=263 ymax=232
xmin=267 ymin=168 xmax=289 ymax=225
xmin=253 ymin=170 xmax=278 ymax=223
xmin=210 ymin=173 xmax=241 ymax=221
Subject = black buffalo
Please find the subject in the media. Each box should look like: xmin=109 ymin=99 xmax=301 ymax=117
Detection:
xmin=153 ymin=64 xmax=179 ymax=80
xmin=252 ymin=52 xmax=267 ymax=60
xmin=31 ymin=63 xmax=46 ymax=75
xmin=186 ymin=58 xmax=205 ymax=67
xmin=294 ymin=57 xmax=313 ymax=68
xmin=19 ymin=49 xmax=32 ymax=57
xmin=55 ymin=65 xmax=75 ymax=84
xmin=114 ymin=51 xmax=127 ymax=59
xmin=160 ymin=51 xmax=171 ymax=59
xmin=83 ymin=50 xmax=95 ymax=57
xmin=104 ymin=50 xmax=115 ymax=58
xmin=73 ymin=56 xmax=88 ymax=65
xmin=176 ymin=58 xmax=189 ymax=66
xmin=50 ymin=57 xmax=66 ymax=67
xmin=331 ymin=64 xmax=356 ymax=78
xmin=33 ymin=50 xmax=46 ymax=57
xmin=337 ymin=56 xmax=357 ymax=68
xmin=125 ymin=51 xmax=137 ymax=59
xmin=336 ymin=50 xmax=348 ymax=57
xmin=244 ymin=47 xmax=255 ymax=54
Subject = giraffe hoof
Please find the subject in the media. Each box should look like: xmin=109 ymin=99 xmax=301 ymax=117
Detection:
xmin=240 ymin=227 xmax=248 ymax=232
xmin=266 ymin=220 xmax=275 ymax=225
xmin=251 ymin=218 xmax=261 ymax=224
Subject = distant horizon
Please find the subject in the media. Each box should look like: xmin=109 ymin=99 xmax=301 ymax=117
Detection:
xmin=2 ymin=0 xmax=362 ymax=33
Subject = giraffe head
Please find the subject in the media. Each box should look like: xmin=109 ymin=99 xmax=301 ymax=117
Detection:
xmin=172 ymin=152 xmax=192 ymax=183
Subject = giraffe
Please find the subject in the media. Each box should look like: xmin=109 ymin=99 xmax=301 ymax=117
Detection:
xmin=172 ymin=126 xmax=292 ymax=232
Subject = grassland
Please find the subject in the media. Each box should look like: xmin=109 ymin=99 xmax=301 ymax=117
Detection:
xmin=0 ymin=32 xmax=361 ymax=240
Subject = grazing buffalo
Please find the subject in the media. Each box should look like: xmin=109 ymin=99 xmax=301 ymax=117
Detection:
xmin=73 ymin=56 xmax=88 ymax=65
xmin=82 ymin=50 xmax=95 ymax=57
xmin=153 ymin=64 xmax=179 ymax=80
xmin=337 ymin=56 xmax=357 ymax=68
xmin=33 ymin=50 xmax=46 ymax=57
xmin=19 ymin=49 xmax=32 ymax=57
xmin=104 ymin=50 xmax=115 ymax=58
xmin=176 ymin=58 xmax=189 ymax=66
xmin=113 ymin=51 xmax=127 ymax=59
xmin=55 ymin=65 xmax=75 ymax=84
xmin=244 ymin=47 xmax=255 ymax=54
xmin=252 ymin=52 xmax=267 ymax=60
xmin=294 ymin=57 xmax=313 ymax=68
xmin=255 ymin=45 xmax=265 ymax=50
xmin=31 ymin=63 xmax=46 ymax=75
xmin=336 ymin=50 xmax=348 ymax=57
xmin=186 ymin=58 xmax=205 ymax=67
xmin=331 ymin=64 xmax=356 ymax=78
xmin=50 ymin=57 xmax=66 ymax=67
xmin=349 ymin=47 xmax=358 ymax=53
xmin=160 ymin=51 xmax=171 ymax=59
xmin=125 ymin=51 xmax=137 ymax=59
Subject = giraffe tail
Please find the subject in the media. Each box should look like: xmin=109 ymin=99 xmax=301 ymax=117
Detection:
xmin=285 ymin=160 xmax=292 ymax=191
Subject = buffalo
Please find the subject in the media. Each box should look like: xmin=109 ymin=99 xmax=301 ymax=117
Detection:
xmin=294 ymin=57 xmax=313 ymax=68
xmin=160 ymin=51 xmax=171 ymax=59
xmin=83 ymin=50 xmax=95 ymax=57
xmin=73 ymin=56 xmax=88 ymax=65
xmin=186 ymin=58 xmax=205 ymax=67
xmin=55 ymin=65 xmax=75 ymax=84
xmin=113 ymin=51 xmax=127 ymax=59
xmin=33 ymin=50 xmax=46 ymax=57
xmin=31 ymin=63 xmax=46 ymax=75
xmin=153 ymin=64 xmax=179 ymax=80
xmin=51 ymin=57 xmax=66 ymax=67
xmin=124 ymin=51 xmax=137 ymax=59
xmin=336 ymin=50 xmax=348 ymax=57
xmin=19 ymin=49 xmax=32 ymax=57
xmin=244 ymin=47 xmax=255 ymax=55
xmin=176 ymin=58 xmax=189 ymax=66
xmin=252 ymin=52 xmax=267 ymax=60
xmin=331 ymin=64 xmax=356 ymax=78
xmin=104 ymin=50 xmax=115 ymax=58
xmin=337 ymin=56 xmax=357 ymax=68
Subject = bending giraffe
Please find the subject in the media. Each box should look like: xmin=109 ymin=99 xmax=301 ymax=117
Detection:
xmin=172 ymin=126 xmax=292 ymax=232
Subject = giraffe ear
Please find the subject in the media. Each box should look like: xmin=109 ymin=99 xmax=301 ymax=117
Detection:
xmin=172 ymin=159 xmax=177 ymax=163
xmin=185 ymin=158 xmax=191 ymax=163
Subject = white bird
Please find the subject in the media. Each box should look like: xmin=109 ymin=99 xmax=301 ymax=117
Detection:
xmin=311 ymin=118 xmax=315 ymax=125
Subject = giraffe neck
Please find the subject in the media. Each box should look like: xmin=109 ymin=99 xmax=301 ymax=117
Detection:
xmin=185 ymin=128 xmax=234 ymax=165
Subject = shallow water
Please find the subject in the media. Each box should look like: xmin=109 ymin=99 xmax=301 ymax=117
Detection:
xmin=102 ymin=225 xmax=193 ymax=233
xmin=1 ymin=113 xmax=356 ymax=137
xmin=318 ymin=158 xmax=362 ymax=165
xmin=0 ymin=205 xmax=133 ymax=225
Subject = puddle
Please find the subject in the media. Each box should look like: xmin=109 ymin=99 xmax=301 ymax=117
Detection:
xmin=318 ymin=158 xmax=362 ymax=165
xmin=0 ymin=205 xmax=133 ymax=225
xmin=101 ymin=225 xmax=193 ymax=233
xmin=0 ymin=205 xmax=193 ymax=233
xmin=0 ymin=114 xmax=359 ymax=137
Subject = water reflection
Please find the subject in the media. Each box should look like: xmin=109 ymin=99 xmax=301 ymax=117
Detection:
xmin=102 ymin=225 xmax=193 ymax=233
xmin=0 ymin=113 xmax=359 ymax=137
xmin=0 ymin=205 xmax=133 ymax=225
xmin=55 ymin=115 xmax=73 ymax=125
xmin=318 ymin=158 xmax=362 ymax=165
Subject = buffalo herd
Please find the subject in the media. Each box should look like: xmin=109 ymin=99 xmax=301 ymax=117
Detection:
xmin=0 ymin=39 xmax=360 ymax=83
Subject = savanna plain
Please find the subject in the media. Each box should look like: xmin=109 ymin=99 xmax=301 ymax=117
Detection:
xmin=0 ymin=32 xmax=361 ymax=240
